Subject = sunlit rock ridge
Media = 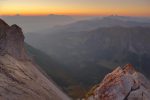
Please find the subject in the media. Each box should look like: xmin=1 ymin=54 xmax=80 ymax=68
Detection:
xmin=87 ymin=64 xmax=150 ymax=100
xmin=0 ymin=19 xmax=70 ymax=100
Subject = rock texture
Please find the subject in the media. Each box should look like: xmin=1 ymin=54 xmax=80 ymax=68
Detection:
xmin=87 ymin=64 xmax=150 ymax=100
xmin=0 ymin=19 xmax=70 ymax=100
xmin=0 ymin=19 xmax=27 ymax=59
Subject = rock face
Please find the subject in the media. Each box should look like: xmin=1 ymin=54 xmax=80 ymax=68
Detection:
xmin=0 ymin=19 xmax=27 ymax=59
xmin=0 ymin=19 xmax=70 ymax=100
xmin=88 ymin=64 xmax=150 ymax=100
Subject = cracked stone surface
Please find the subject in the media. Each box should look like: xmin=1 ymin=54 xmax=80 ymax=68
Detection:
xmin=87 ymin=64 xmax=150 ymax=100
xmin=0 ymin=19 xmax=70 ymax=100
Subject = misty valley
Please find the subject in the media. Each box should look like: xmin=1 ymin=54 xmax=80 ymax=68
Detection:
xmin=0 ymin=15 xmax=150 ymax=100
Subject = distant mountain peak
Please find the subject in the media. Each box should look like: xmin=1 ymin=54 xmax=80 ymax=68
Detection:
xmin=102 ymin=15 xmax=126 ymax=22
xmin=87 ymin=64 xmax=150 ymax=100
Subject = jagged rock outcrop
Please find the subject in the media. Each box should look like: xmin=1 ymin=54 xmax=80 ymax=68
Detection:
xmin=0 ymin=19 xmax=70 ymax=100
xmin=87 ymin=64 xmax=150 ymax=100
xmin=0 ymin=19 xmax=28 ymax=59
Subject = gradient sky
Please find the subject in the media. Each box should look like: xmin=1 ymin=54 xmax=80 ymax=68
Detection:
xmin=0 ymin=0 xmax=150 ymax=16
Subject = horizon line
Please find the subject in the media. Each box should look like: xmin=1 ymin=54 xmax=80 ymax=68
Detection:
xmin=0 ymin=14 xmax=150 ymax=17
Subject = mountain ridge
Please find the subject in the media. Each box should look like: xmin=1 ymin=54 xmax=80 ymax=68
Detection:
xmin=86 ymin=64 xmax=150 ymax=100
xmin=25 ymin=17 xmax=150 ymax=98
xmin=0 ymin=18 xmax=70 ymax=100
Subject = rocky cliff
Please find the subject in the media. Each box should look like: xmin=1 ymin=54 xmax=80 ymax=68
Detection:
xmin=87 ymin=64 xmax=150 ymax=100
xmin=0 ymin=19 xmax=70 ymax=100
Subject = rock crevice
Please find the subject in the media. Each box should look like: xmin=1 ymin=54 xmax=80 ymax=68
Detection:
xmin=123 ymin=86 xmax=140 ymax=100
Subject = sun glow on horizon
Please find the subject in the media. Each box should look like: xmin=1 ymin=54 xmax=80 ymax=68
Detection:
xmin=0 ymin=0 xmax=150 ymax=17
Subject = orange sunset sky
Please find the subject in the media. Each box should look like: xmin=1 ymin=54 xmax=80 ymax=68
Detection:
xmin=0 ymin=0 xmax=150 ymax=16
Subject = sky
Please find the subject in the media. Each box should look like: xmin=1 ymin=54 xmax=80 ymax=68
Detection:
xmin=0 ymin=0 xmax=150 ymax=16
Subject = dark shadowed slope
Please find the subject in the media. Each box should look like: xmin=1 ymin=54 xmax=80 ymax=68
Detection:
xmin=25 ymin=43 xmax=86 ymax=98
xmin=26 ymin=26 xmax=150 ymax=78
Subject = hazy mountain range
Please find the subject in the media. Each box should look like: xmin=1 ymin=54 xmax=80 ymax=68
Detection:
xmin=25 ymin=16 xmax=150 ymax=98
xmin=0 ymin=15 xmax=74 ymax=33
xmin=1 ymin=15 xmax=150 ymax=99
